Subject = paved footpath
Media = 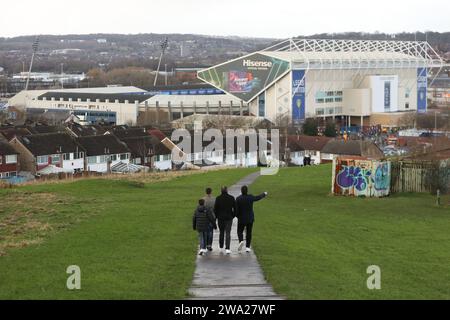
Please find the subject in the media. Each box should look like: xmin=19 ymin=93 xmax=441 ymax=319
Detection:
xmin=188 ymin=172 xmax=283 ymax=300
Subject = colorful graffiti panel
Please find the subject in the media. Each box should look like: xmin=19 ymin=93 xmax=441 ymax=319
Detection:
xmin=333 ymin=159 xmax=391 ymax=197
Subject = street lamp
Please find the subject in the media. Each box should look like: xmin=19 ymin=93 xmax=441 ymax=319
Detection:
xmin=25 ymin=36 xmax=40 ymax=91
xmin=153 ymin=37 xmax=168 ymax=87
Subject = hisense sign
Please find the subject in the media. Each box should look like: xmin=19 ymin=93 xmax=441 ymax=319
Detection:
xmin=242 ymin=59 xmax=273 ymax=68
xmin=197 ymin=53 xmax=290 ymax=102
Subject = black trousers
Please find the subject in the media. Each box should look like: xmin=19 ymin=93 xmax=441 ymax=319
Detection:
xmin=237 ymin=222 xmax=253 ymax=248
xmin=206 ymin=223 xmax=214 ymax=248
xmin=218 ymin=219 xmax=233 ymax=250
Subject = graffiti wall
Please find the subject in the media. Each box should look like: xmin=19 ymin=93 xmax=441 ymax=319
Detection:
xmin=332 ymin=158 xmax=391 ymax=197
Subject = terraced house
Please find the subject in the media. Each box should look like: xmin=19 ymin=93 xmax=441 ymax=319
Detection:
xmin=104 ymin=126 xmax=173 ymax=170
xmin=76 ymin=135 xmax=131 ymax=173
xmin=0 ymin=141 xmax=19 ymax=178
xmin=9 ymin=132 xmax=85 ymax=175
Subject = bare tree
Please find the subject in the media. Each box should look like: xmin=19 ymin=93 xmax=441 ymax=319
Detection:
xmin=0 ymin=111 xmax=7 ymax=125
xmin=137 ymin=109 xmax=170 ymax=127
xmin=417 ymin=113 xmax=448 ymax=130
xmin=426 ymin=160 xmax=450 ymax=194
xmin=202 ymin=115 xmax=252 ymax=131
xmin=398 ymin=112 xmax=417 ymax=129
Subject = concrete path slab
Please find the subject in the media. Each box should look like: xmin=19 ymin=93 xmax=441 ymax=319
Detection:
xmin=188 ymin=172 xmax=283 ymax=300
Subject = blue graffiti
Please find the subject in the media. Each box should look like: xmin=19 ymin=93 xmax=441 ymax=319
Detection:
xmin=373 ymin=163 xmax=390 ymax=191
xmin=337 ymin=166 xmax=372 ymax=191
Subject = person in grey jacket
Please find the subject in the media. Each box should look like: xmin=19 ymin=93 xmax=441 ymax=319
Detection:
xmin=202 ymin=187 xmax=216 ymax=251
xmin=193 ymin=199 xmax=217 ymax=255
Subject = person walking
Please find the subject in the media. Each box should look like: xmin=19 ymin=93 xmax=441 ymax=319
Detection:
xmin=202 ymin=187 xmax=216 ymax=252
xmin=235 ymin=185 xmax=267 ymax=253
xmin=213 ymin=186 xmax=236 ymax=254
xmin=193 ymin=199 xmax=217 ymax=256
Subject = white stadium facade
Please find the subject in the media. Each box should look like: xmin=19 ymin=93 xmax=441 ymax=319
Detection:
xmin=198 ymin=38 xmax=445 ymax=128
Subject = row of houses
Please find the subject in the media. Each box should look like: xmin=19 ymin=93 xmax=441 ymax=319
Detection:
xmin=285 ymin=135 xmax=384 ymax=165
xmin=0 ymin=121 xmax=388 ymax=181
xmin=0 ymin=123 xmax=279 ymax=178
xmin=0 ymin=123 xmax=173 ymax=178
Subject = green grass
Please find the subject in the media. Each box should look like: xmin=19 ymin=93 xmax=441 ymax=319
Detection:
xmin=251 ymin=165 xmax=450 ymax=299
xmin=2 ymin=165 xmax=449 ymax=300
xmin=0 ymin=168 xmax=255 ymax=299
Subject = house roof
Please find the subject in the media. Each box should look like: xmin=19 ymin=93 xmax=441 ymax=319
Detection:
xmin=26 ymin=109 xmax=72 ymax=124
xmin=120 ymin=136 xmax=164 ymax=157
xmin=27 ymin=125 xmax=62 ymax=134
xmin=0 ymin=127 xmax=32 ymax=141
xmin=76 ymin=134 xmax=130 ymax=156
xmin=154 ymin=141 xmax=172 ymax=156
xmin=18 ymin=133 xmax=84 ymax=156
xmin=108 ymin=126 xmax=151 ymax=139
xmin=322 ymin=139 xmax=380 ymax=156
xmin=66 ymin=123 xmax=106 ymax=137
xmin=403 ymin=136 xmax=450 ymax=150
xmin=404 ymin=148 xmax=450 ymax=161
xmin=0 ymin=141 xmax=18 ymax=155
xmin=125 ymin=134 xmax=171 ymax=156
xmin=148 ymin=129 xmax=167 ymax=141
xmin=287 ymin=135 xmax=332 ymax=152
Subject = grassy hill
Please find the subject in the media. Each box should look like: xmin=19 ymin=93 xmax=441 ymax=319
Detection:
xmin=0 ymin=169 xmax=255 ymax=299
xmin=1 ymin=165 xmax=449 ymax=299
xmin=252 ymin=165 xmax=450 ymax=299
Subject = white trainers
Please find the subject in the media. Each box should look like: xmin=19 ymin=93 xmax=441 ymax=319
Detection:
xmin=245 ymin=247 xmax=252 ymax=252
xmin=225 ymin=249 xmax=231 ymax=255
xmin=238 ymin=241 xmax=244 ymax=251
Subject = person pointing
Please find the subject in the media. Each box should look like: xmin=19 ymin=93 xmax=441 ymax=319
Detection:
xmin=235 ymin=185 xmax=267 ymax=253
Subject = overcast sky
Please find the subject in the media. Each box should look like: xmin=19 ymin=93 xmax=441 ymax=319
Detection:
xmin=1 ymin=0 xmax=449 ymax=38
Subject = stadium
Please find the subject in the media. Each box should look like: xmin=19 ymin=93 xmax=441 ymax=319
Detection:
xmin=198 ymin=38 xmax=445 ymax=128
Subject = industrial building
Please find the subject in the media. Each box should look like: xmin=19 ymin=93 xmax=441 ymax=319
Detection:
xmin=8 ymin=86 xmax=148 ymax=125
xmin=198 ymin=38 xmax=445 ymax=128
xmin=8 ymin=85 xmax=247 ymax=125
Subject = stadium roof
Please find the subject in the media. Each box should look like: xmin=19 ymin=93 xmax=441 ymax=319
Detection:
xmin=143 ymin=93 xmax=243 ymax=105
xmin=37 ymin=92 xmax=150 ymax=103
xmin=198 ymin=38 xmax=446 ymax=103
xmin=262 ymin=38 xmax=444 ymax=70
xmin=144 ymin=83 xmax=217 ymax=91
xmin=52 ymin=86 xmax=147 ymax=94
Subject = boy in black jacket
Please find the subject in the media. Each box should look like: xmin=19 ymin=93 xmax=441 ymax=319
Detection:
xmin=193 ymin=199 xmax=217 ymax=255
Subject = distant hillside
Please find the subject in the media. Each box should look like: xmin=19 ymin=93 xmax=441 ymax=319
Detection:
xmin=0 ymin=32 xmax=448 ymax=75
